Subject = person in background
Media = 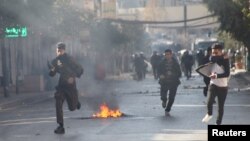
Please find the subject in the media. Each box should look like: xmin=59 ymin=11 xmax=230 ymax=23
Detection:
xmin=133 ymin=53 xmax=145 ymax=81
xmin=48 ymin=42 xmax=83 ymax=134
xmin=181 ymin=50 xmax=194 ymax=80
xmin=196 ymin=49 xmax=205 ymax=67
xmin=202 ymin=46 xmax=212 ymax=98
xmin=202 ymin=43 xmax=230 ymax=125
xmin=150 ymin=51 xmax=162 ymax=80
xmin=228 ymin=49 xmax=236 ymax=69
xmin=139 ymin=52 xmax=147 ymax=79
xmin=158 ymin=49 xmax=182 ymax=116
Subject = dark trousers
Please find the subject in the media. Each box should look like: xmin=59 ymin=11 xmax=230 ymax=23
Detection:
xmin=203 ymin=77 xmax=210 ymax=97
xmin=160 ymin=85 xmax=178 ymax=112
xmin=152 ymin=66 xmax=158 ymax=80
xmin=207 ymin=84 xmax=228 ymax=125
xmin=184 ymin=65 xmax=192 ymax=79
xmin=55 ymin=88 xmax=79 ymax=125
xmin=135 ymin=68 xmax=143 ymax=81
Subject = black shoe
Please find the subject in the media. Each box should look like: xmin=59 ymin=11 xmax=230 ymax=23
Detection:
xmin=54 ymin=126 xmax=65 ymax=134
xmin=162 ymin=101 xmax=166 ymax=108
xmin=203 ymin=87 xmax=208 ymax=97
xmin=77 ymin=102 xmax=81 ymax=110
xmin=165 ymin=111 xmax=170 ymax=116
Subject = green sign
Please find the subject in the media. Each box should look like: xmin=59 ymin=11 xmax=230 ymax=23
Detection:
xmin=5 ymin=27 xmax=27 ymax=38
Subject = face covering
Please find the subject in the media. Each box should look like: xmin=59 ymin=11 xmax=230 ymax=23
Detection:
xmin=210 ymin=56 xmax=224 ymax=63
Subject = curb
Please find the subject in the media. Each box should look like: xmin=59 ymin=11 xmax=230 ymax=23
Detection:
xmin=0 ymin=91 xmax=53 ymax=110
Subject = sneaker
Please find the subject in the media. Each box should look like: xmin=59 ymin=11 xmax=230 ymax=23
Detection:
xmin=54 ymin=126 xmax=65 ymax=134
xmin=77 ymin=102 xmax=81 ymax=110
xmin=165 ymin=111 xmax=170 ymax=116
xmin=202 ymin=114 xmax=212 ymax=123
xmin=162 ymin=101 xmax=166 ymax=108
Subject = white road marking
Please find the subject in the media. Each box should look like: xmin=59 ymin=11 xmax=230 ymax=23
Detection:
xmin=152 ymin=133 xmax=207 ymax=141
xmin=173 ymin=104 xmax=250 ymax=107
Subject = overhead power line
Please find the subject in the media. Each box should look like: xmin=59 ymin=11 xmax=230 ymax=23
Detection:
xmin=187 ymin=21 xmax=219 ymax=28
xmin=147 ymin=21 xmax=219 ymax=29
xmin=104 ymin=14 xmax=216 ymax=24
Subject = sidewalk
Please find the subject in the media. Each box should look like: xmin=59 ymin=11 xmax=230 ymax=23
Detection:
xmin=0 ymin=91 xmax=52 ymax=111
xmin=229 ymin=69 xmax=250 ymax=92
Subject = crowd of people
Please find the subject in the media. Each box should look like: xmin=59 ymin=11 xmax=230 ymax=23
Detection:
xmin=48 ymin=41 xmax=233 ymax=134
xmin=130 ymin=43 xmax=231 ymax=125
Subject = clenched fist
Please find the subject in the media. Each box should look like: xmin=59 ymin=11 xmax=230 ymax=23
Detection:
xmin=67 ymin=77 xmax=74 ymax=84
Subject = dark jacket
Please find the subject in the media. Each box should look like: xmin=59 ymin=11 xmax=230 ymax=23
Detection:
xmin=210 ymin=56 xmax=230 ymax=78
xmin=158 ymin=57 xmax=182 ymax=86
xmin=150 ymin=54 xmax=161 ymax=67
xmin=49 ymin=53 xmax=83 ymax=89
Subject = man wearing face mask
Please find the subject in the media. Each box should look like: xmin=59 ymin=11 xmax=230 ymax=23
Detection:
xmin=202 ymin=43 xmax=230 ymax=125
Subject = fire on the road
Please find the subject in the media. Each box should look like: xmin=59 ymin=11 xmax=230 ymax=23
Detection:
xmin=92 ymin=103 xmax=122 ymax=118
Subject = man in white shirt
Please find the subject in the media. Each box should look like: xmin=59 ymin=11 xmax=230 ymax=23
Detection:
xmin=202 ymin=43 xmax=230 ymax=125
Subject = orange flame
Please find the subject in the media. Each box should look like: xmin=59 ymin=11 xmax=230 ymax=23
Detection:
xmin=93 ymin=103 xmax=122 ymax=118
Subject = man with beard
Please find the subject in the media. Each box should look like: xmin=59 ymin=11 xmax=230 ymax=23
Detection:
xmin=48 ymin=42 xmax=83 ymax=134
xmin=202 ymin=43 xmax=230 ymax=125
xmin=158 ymin=49 xmax=182 ymax=116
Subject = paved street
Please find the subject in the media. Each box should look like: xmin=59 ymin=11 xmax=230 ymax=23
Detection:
xmin=0 ymin=72 xmax=250 ymax=141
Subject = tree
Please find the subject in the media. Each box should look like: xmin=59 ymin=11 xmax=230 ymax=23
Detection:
xmin=89 ymin=19 xmax=148 ymax=74
xmin=120 ymin=23 xmax=149 ymax=53
xmin=218 ymin=31 xmax=241 ymax=51
xmin=90 ymin=20 xmax=127 ymax=52
xmin=203 ymin=0 xmax=250 ymax=70
xmin=53 ymin=0 xmax=95 ymax=38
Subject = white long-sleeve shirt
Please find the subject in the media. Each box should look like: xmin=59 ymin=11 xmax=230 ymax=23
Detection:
xmin=210 ymin=63 xmax=229 ymax=87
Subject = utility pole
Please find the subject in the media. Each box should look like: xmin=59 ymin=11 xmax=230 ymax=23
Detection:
xmin=184 ymin=2 xmax=187 ymax=37
xmin=99 ymin=0 xmax=102 ymax=18
xmin=1 ymin=0 xmax=10 ymax=97
xmin=247 ymin=0 xmax=250 ymax=71
xmin=1 ymin=39 xmax=10 ymax=97
xmin=163 ymin=0 xmax=166 ymax=7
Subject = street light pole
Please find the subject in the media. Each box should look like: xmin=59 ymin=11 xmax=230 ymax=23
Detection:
xmin=1 ymin=39 xmax=10 ymax=97
xmin=1 ymin=0 xmax=10 ymax=97
xmin=184 ymin=2 xmax=187 ymax=37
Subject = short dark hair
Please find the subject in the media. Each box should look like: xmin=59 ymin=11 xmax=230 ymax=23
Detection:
xmin=207 ymin=46 xmax=212 ymax=52
xmin=165 ymin=49 xmax=172 ymax=53
xmin=57 ymin=42 xmax=66 ymax=50
xmin=212 ymin=43 xmax=223 ymax=50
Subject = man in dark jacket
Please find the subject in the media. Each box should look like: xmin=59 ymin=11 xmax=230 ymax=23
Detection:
xmin=181 ymin=50 xmax=194 ymax=80
xmin=150 ymin=51 xmax=162 ymax=80
xmin=48 ymin=42 xmax=83 ymax=134
xmin=158 ymin=49 xmax=182 ymax=116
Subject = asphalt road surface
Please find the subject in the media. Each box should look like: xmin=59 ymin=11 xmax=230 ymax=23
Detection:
xmin=0 ymin=73 xmax=250 ymax=141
